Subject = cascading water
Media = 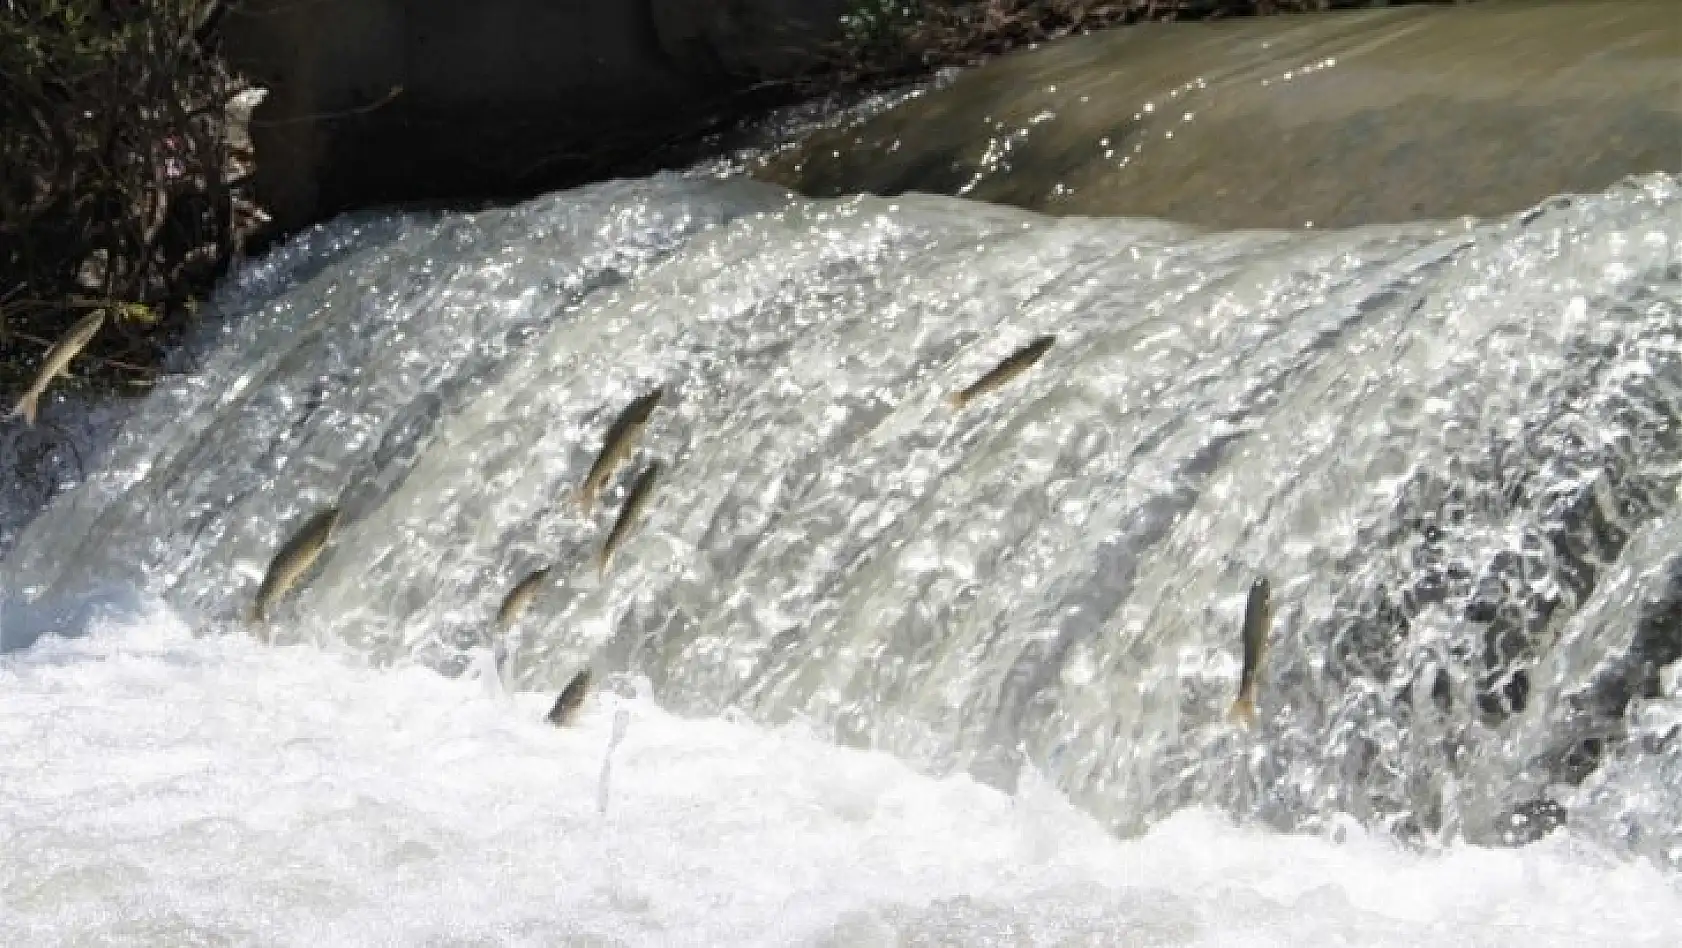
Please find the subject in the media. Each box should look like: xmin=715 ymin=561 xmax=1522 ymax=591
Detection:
xmin=3 ymin=168 xmax=1681 ymax=891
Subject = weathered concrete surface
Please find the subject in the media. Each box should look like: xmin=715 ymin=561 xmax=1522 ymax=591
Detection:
xmin=758 ymin=0 xmax=1682 ymax=229
xmin=654 ymin=0 xmax=852 ymax=81
xmin=222 ymin=0 xmax=847 ymax=233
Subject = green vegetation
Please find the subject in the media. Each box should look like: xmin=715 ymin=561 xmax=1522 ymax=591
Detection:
xmin=1 ymin=0 xmax=258 ymax=401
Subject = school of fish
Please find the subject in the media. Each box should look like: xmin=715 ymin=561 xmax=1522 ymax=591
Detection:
xmin=11 ymin=326 xmax=1276 ymax=732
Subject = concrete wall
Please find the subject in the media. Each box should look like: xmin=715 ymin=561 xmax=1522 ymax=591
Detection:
xmin=222 ymin=0 xmax=848 ymax=232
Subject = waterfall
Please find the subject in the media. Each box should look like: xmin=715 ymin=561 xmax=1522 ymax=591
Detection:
xmin=5 ymin=170 xmax=1680 ymax=869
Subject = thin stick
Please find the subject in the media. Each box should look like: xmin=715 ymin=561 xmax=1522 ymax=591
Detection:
xmin=252 ymin=85 xmax=405 ymax=127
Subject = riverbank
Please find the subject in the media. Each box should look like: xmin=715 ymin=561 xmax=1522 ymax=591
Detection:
xmin=811 ymin=1 xmax=1458 ymax=91
xmin=0 ymin=1 xmax=261 ymax=411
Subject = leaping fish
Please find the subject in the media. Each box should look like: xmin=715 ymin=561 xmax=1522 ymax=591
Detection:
xmin=496 ymin=567 xmax=552 ymax=628
xmin=1228 ymin=576 xmax=1273 ymax=727
xmin=578 ymin=387 xmax=663 ymax=511
xmin=251 ymin=507 xmax=341 ymax=623
xmin=948 ymin=334 xmax=1055 ymax=409
xmin=598 ymin=460 xmax=661 ymax=576
xmin=547 ymin=668 xmax=592 ymax=727
xmin=8 ymin=308 xmax=105 ymax=426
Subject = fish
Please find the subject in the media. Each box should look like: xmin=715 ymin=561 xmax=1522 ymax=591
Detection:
xmin=250 ymin=507 xmax=341 ymax=623
xmin=495 ymin=567 xmax=551 ymax=627
xmin=948 ymin=334 xmax=1055 ymax=409
xmin=578 ymin=387 xmax=663 ymax=510
xmin=547 ymin=668 xmax=592 ymax=727
xmin=1228 ymin=576 xmax=1273 ymax=727
xmin=598 ymin=460 xmax=661 ymax=575
xmin=7 ymin=308 xmax=105 ymax=426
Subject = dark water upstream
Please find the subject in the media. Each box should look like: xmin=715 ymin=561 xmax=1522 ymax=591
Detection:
xmin=3 ymin=169 xmax=1681 ymax=875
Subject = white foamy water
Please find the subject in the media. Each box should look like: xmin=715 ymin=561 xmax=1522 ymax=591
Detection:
xmin=1 ymin=604 xmax=1676 ymax=946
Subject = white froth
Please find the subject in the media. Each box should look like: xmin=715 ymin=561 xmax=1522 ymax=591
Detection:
xmin=2 ymin=607 xmax=1677 ymax=946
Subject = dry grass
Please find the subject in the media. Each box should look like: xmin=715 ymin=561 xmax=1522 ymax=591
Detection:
xmin=1 ymin=0 xmax=261 ymax=399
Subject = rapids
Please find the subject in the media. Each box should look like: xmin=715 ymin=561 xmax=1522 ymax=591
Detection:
xmin=4 ymin=611 xmax=1677 ymax=945
xmin=4 ymin=170 xmax=1681 ymax=878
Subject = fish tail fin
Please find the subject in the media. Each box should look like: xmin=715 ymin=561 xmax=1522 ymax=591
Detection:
xmin=546 ymin=693 xmax=575 ymax=727
xmin=1227 ymin=693 xmax=1256 ymax=727
xmin=10 ymin=393 xmax=38 ymax=427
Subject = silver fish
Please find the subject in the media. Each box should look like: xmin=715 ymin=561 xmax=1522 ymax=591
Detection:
xmin=1228 ymin=576 xmax=1273 ymax=726
xmin=578 ymin=387 xmax=663 ymax=510
xmin=598 ymin=460 xmax=661 ymax=575
xmin=8 ymin=308 xmax=105 ymax=426
xmin=949 ymin=334 xmax=1055 ymax=408
xmin=496 ymin=567 xmax=551 ymax=627
xmin=251 ymin=507 xmax=340 ymax=623
xmin=547 ymin=668 xmax=592 ymax=727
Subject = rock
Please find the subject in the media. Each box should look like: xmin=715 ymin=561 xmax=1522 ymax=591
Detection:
xmin=756 ymin=0 xmax=1682 ymax=229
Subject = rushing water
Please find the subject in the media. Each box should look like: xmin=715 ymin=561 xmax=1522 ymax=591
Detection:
xmin=3 ymin=612 xmax=1676 ymax=945
xmin=3 ymin=170 xmax=1681 ymax=922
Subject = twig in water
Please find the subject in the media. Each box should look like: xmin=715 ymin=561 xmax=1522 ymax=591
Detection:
xmin=252 ymin=85 xmax=405 ymax=127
